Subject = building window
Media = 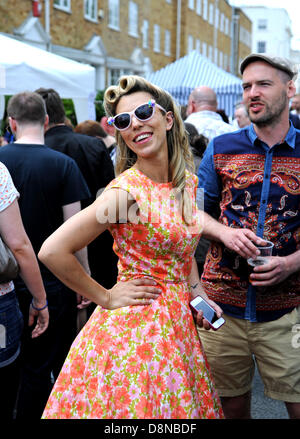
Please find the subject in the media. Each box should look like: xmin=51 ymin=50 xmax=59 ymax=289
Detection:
xmin=257 ymin=41 xmax=266 ymax=53
xmin=128 ymin=1 xmax=138 ymax=37
xmin=225 ymin=17 xmax=229 ymax=36
xmin=258 ymin=19 xmax=267 ymax=30
xmin=154 ymin=25 xmax=160 ymax=53
xmin=202 ymin=41 xmax=207 ymax=57
xmin=54 ymin=0 xmax=71 ymax=12
xmin=165 ymin=0 xmax=171 ymax=3
xmin=208 ymin=45 xmax=213 ymax=61
xmin=110 ymin=69 xmax=121 ymax=86
xmin=109 ymin=68 xmax=132 ymax=86
xmin=188 ymin=35 xmax=194 ymax=53
xmin=203 ymin=0 xmax=208 ymax=20
xmin=142 ymin=20 xmax=149 ymax=49
xmin=84 ymin=0 xmax=97 ymax=21
xmin=209 ymin=3 xmax=214 ymax=25
xmin=196 ymin=0 xmax=201 ymax=15
xmin=215 ymin=7 xmax=219 ymax=29
xmin=214 ymin=47 xmax=218 ymax=64
xmin=220 ymin=13 xmax=224 ymax=32
xmin=108 ymin=0 xmax=120 ymax=30
xmin=164 ymin=30 xmax=171 ymax=56
xmin=188 ymin=0 xmax=194 ymax=9
xmin=219 ymin=51 xmax=223 ymax=68
xmin=196 ymin=38 xmax=201 ymax=52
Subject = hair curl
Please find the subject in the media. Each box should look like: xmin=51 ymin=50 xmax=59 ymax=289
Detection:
xmin=104 ymin=76 xmax=195 ymax=222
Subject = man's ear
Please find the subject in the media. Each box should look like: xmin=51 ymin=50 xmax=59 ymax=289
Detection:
xmin=44 ymin=114 xmax=49 ymax=132
xmin=287 ymin=81 xmax=297 ymax=100
xmin=8 ymin=116 xmax=17 ymax=134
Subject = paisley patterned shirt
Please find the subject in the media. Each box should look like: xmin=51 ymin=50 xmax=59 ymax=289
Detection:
xmin=198 ymin=123 xmax=300 ymax=322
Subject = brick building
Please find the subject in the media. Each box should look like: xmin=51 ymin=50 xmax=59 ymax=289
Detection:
xmin=0 ymin=0 xmax=251 ymax=90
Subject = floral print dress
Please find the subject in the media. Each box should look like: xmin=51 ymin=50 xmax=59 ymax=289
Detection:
xmin=42 ymin=168 xmax=223 ymax=419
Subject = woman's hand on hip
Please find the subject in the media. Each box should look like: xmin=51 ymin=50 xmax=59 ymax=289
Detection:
xmin=106 ymin=278 xmax=162 ymax=309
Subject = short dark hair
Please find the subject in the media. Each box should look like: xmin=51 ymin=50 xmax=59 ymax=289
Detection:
xmin=7 ymin=91 xmax=47 ymax=125
xmin=35 ymin=88 xmax=65 ymax=124
xmin=74 ymin=120 xmax=108 ymax=138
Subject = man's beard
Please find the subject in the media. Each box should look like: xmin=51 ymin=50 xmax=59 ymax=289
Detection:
xmin=248 ymin=92 xmax=288 ymax=128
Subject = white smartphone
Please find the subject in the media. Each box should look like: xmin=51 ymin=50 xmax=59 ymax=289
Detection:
xmin=190 ymin=296 xmax=225 ymax=330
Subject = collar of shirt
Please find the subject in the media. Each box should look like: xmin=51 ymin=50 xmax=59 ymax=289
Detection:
xmin=246 ymin=122 xmax=296 ymax=149
xmin=190 ymin=110 xmax=223 ymax=121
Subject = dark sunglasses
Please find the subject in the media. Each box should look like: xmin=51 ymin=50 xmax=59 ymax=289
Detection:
xmin=108 ymin=99 xmax=167 ymax=131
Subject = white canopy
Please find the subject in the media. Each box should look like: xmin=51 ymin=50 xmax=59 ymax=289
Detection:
xmin=0 ymin=34 xmax=96 ymax=122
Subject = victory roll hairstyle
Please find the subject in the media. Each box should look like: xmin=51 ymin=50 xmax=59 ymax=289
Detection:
xmin=104 ymin=75 xmax=195 ymax=224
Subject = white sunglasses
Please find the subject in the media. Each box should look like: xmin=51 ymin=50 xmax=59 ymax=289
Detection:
xmin=107 ymin=99 xmax=167 ymax=131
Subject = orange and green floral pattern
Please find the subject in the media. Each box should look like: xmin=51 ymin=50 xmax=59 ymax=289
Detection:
xmin=42 ymin=168 xmax=223 ymax=419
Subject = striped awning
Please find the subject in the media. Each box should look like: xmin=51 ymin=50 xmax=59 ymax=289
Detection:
xmin=146 ymin=51 xmax=243 ymax=118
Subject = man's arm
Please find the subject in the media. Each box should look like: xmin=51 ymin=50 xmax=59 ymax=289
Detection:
xmin=197 ymin=140 xmax=221 ymax=216
xmin=197 ymin=140 xmax=262 ymax=259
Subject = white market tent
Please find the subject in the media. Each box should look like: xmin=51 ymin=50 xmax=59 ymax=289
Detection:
xmin=0 ymin=34 xmax=96 ymax=122
xmin=146 ymin=51 xmax=243 ymax=118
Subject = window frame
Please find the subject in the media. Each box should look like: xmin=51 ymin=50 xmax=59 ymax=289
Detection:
xmin=153 ymin=24 xmax=161 ymax=53
xmin=203 ymin=0 xmax=208 ymax=20
xmin=258 ymin=19 xmax=268 ymax=30
xmin=128 ymin=1 xmax=139 ymax=37
xmin=84 ymin=0 xmax=98 ymax=22
xmin=187 ymin=34 xmax=194 ymax=54
xmin=257 ymin=41 xmax=267 ymax=53
xmin=53 ymin=0 xmax=71 ymax=13
xmin=209 ymin=3 xmax=214 ymax=25
xmin=164 ymin=29 xmax=171 ymax=56
xmin=108 ymin=0 xmax=120 ymax=31
xmin=142 ymin=19 xmax=149 ymax=49
xmin=188 ymin=0 xmax=194 ymax=10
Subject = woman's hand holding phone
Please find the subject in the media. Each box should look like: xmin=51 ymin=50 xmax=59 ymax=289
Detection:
xmin=190 ymin=295 xmax=225 ymax=330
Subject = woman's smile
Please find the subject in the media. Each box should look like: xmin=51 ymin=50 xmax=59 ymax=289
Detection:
xmin=133 ymin=131 xmax=153 ymax=144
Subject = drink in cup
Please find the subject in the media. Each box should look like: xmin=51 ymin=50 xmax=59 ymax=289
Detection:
xmin=247 ymin=240 xmax=274 ymax=275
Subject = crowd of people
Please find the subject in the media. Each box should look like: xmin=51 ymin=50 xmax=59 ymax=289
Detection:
xmin=0 ymin=52 xmax=299 ymax=420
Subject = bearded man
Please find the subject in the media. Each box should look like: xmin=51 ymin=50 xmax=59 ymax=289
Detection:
xmin=197 ymin=54 xmax=300 ymax=419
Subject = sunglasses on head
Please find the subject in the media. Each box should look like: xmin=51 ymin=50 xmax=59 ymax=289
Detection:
xmin=108 ymin=99 xmax=167 ymax=131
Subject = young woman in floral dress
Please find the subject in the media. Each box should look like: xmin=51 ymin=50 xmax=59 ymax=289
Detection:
xmin=40 ymin=76 xmax=260 ymax=419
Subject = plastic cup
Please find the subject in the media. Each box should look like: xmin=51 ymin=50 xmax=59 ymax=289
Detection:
xmin=247 ymin=240 xmax=274 ymax=269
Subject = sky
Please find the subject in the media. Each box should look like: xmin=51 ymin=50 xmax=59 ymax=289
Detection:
xmin=230 ymin=0 xmax=300 ymax=51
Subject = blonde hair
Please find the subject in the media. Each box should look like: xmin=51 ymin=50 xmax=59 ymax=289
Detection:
xmin=104 ymin=76 xmax=195 ymax=222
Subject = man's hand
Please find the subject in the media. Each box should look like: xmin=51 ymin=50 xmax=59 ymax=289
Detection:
xmin=220 ymin=227 xmax=264 ymax=259
xmin=250 ymin=256 xmax=292 ymax=286
xmin=77 ymin=294 xmax=92 ymax=309
xmin=28 ymin=306 xmax=49 ymax=338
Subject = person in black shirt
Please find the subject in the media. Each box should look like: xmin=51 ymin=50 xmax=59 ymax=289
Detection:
xmin=0 ymin=91 xmax=91 ymax=419
xmin=36 ymin=88 xmax=118 ymax=293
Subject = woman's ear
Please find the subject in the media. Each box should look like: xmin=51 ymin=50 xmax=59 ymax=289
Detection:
xmin=165 ymin=111 xmax=174 ymax=131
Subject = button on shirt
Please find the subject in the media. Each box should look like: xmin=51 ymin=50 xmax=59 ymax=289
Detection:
xmin=197 ymin=123 xmax=300 ymax=322
xmin=185 ymin=110 xmax=235 ymax=142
